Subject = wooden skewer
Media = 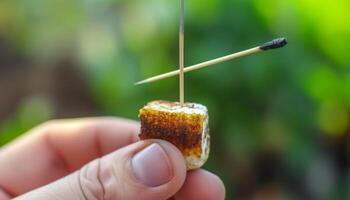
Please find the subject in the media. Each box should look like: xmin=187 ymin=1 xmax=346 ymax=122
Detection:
xmin=135 ymin=38 xmax=287 ymax=85
xmin=179 ymin=0 xmax=185 ymax=105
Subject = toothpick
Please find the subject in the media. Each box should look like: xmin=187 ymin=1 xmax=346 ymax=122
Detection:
xmin=179 ymin=0 xmax=185 ymax=105
xmin=135 ymin=38 xmax=287 ymax=85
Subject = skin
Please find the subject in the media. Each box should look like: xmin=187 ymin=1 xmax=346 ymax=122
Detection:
xmin=0 ymin=117 xmax=225 ymax=200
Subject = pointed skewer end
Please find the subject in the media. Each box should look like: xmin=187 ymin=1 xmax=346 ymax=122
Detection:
xmin=134 ymin=80 xmax=146 ymax=85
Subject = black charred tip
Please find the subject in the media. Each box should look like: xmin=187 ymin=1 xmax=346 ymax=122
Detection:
xmin=260 ymin=37 xmax=287 ymax=51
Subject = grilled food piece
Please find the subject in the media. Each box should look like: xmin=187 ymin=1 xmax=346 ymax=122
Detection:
xmin=138 ymin=100 xmax=210 ymax=170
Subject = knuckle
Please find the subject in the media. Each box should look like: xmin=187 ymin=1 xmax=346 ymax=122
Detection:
xmin=78 ymin=156 xmax=135 ymax=200
xmin=79 ymin=159 xmax=106 ymax=200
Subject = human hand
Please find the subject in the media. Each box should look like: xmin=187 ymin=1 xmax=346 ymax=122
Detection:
xmin=0 ymin=117 xmax=225 ymax=200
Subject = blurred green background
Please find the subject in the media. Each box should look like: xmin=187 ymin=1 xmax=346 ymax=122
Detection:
xmin=1 ymin=0 xmax=350 ymax=199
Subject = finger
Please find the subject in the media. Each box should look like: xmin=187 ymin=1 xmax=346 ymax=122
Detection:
xmin=14 ymin=140 xmax=187 ymax=200
xmin=174 ymin=169 xmax=225 ymax=200
xmin=0 ymin=117 xmax=139 ymax=197
xmin=0 ymin=189 xmax=11 ymax=200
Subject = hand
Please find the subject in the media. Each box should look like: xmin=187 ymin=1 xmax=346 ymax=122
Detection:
xmin=0 ymin=117 xmax=225 ymax=200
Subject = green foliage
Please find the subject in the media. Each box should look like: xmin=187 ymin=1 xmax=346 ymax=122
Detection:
xmin=0 ymin=95 xmax=53 ymax=145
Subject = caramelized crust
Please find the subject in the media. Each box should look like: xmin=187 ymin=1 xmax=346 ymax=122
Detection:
xmin=139 ymin=107 xmax=204 ymax=157
xmin=138 ymin=100 xmax=210 ymax=169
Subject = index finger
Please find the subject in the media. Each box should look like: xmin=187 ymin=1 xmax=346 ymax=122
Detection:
xmin=0 ymin=117 xmax=139 ymax=197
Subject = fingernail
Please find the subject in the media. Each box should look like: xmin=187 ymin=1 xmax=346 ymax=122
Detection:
xmin=132 ymin=143 xmax=173 ymax=187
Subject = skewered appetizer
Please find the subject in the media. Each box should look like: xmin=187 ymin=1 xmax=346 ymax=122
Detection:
xmin=138 ymin=100 xmax=210 ymax=170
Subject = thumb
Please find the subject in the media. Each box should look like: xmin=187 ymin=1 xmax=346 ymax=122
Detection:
xmin=15 ymin=140 xmax=187 ymax=200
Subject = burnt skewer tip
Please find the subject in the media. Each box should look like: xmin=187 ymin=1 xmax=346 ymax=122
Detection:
xmin=260 ymin=37 xmax=287 ymax=51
